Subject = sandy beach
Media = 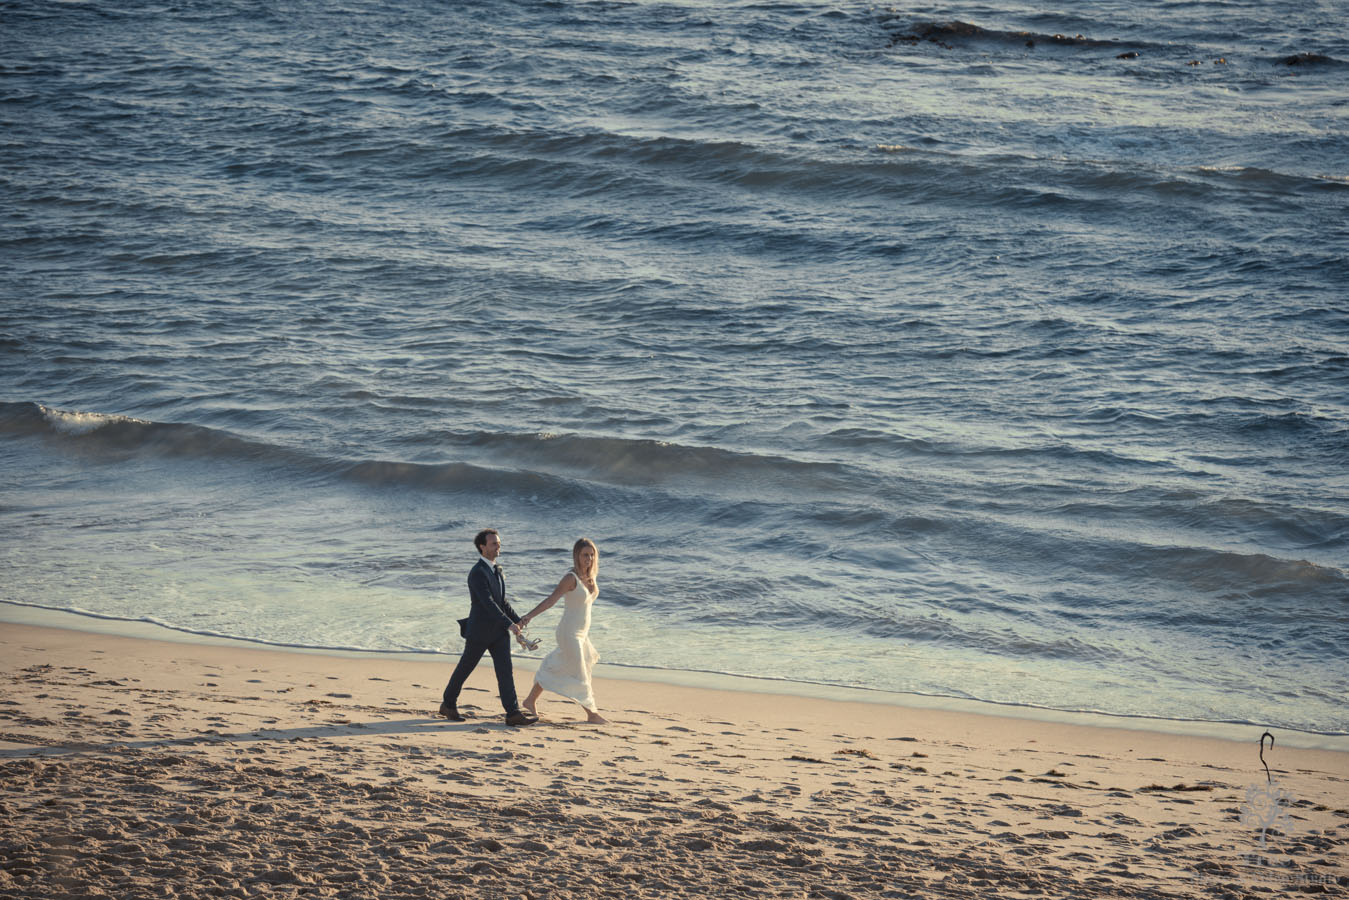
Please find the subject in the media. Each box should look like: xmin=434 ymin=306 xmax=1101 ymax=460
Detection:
xmin=1 ymin=621 xmax=1345 ymax=899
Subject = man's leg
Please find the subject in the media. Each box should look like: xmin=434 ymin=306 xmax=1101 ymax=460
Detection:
xmin=444 ymin=640 xmax=487 ymax=707
xmin=484 ymin=633 xmax=520 ymax=714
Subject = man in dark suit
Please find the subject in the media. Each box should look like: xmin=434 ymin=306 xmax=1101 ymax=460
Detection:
xmin=439 ymin=528 xmax=538 ymax=726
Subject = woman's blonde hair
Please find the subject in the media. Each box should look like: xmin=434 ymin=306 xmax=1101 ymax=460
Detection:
xmin=572 ymin=538 xmax=599 ymax=582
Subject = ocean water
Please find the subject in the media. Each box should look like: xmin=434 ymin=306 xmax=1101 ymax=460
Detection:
xmin=2 ymin=0 xmax=1347 ymax=736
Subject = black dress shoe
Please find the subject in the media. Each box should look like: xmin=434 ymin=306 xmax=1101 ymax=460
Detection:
xmin=504 ymin=710 xmax=538 ymax=726
xmin=438 ymin=702 xmax=465 ymax=722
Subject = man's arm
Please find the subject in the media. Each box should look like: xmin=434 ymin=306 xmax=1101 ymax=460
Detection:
xmin=468 ymin=566 xmax=521 ymax=629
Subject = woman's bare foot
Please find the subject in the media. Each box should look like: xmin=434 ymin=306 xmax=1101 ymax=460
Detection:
xmin=523 ymin=682 xmax=543 ymax=717
xmin=585 ymin=712 xmax=608 ymax=724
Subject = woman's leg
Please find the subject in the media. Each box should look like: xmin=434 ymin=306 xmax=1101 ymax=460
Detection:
xmin=523 ymin=681 xmax=543 ymax=715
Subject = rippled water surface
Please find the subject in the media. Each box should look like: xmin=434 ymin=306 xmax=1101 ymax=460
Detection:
xmin=2 ymin=0 xmax=1347 ymax=733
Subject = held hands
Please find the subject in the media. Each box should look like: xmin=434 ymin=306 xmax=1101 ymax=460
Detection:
xmin=514 ymin=620 xmax=541 ymax=652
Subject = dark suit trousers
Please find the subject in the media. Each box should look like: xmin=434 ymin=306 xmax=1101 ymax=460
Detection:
xmin=443 ymin=632 xmax=519 ymax=714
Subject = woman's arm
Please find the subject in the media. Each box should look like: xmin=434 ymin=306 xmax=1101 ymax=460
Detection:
xmin=519 ymin=573 xmax=578 ymax=627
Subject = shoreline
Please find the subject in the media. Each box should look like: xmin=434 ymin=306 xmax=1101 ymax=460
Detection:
xmin=2 ymin=601 xmax=1345 ymax=752
xmin=1 ymin=620 xmax=1346 ymax=899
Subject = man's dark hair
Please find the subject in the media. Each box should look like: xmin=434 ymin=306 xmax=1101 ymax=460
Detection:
xmin=474 ymin=528 xmax=499 ymax=551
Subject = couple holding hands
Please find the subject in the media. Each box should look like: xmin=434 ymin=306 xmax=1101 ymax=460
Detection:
xmin=438 ymin=529 xmax=606 ymax=726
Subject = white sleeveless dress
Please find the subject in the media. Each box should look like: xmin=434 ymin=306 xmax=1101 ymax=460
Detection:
xmin=534 ymin=569 xmax=599 ymax=712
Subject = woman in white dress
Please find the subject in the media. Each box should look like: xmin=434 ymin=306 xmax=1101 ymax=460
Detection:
xmin=519 ymin=538 xmax=606 ymax=724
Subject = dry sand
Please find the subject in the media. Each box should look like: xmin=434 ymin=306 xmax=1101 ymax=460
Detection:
xmin=1 ymin=622 xmax=1345 ymax=899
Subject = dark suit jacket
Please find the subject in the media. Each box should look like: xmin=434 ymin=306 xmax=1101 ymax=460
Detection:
xmin=463 ymin=558 xmax=520 ymax=644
